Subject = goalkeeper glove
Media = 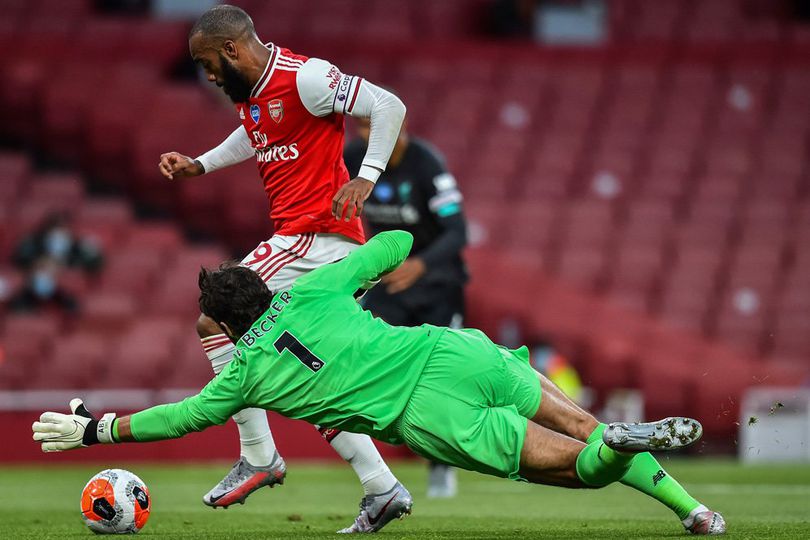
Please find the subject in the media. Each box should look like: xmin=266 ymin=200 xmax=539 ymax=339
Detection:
xmin=32 ymin=398 xmax=116 ymax=452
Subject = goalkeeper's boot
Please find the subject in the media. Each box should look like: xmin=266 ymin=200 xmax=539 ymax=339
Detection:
xmin=602 ymin=417 xmax=703 ymax=452
xmin=683 ymin=507 xmax=727 ymax=535
xmin=203 ymin=453 xmax=286 ymax=508
xmin=337 ymin=482 xmax=413 ymax=533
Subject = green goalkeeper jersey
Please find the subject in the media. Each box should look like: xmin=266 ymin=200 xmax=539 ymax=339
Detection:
xmin=129 ymin=230 xmax=445 ymax=444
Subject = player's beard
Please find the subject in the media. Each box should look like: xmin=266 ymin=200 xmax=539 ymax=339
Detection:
xmin=218 ymin=54 xmax=253 ymax=104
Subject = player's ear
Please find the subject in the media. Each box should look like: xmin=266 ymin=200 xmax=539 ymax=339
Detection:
xmin=222 ymin=39 xmax=238 ymax=60
xmin=220 ymin=322 xmax=237 ymax=341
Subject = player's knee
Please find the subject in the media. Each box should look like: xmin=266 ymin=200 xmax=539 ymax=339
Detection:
xmin=196 ymin=314 xmax=223 ymax=338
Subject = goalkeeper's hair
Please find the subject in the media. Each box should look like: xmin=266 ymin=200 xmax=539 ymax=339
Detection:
xmin=189 ymin=4 xmax=255 ymax=41
xmin=198 ymin=263 xmax=273 ymax=339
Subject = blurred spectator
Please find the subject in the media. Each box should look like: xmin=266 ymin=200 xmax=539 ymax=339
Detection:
xmin=97 ymin=0 xmax=149 ymax=15
xmin=8 ymin=257 xmax=78 ymax=315
xmin=13 ymin=213 xmax=103 ymax=274
xmin=490 ymin=0 xmax=537 ymax=37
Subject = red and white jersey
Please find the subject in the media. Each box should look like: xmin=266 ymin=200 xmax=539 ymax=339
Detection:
xmin=236 ymin=45 xmax=365 ymax=244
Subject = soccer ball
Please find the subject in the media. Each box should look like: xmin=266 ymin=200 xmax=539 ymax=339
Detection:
xmin=81 ymin=469 xmax=151 ymax=534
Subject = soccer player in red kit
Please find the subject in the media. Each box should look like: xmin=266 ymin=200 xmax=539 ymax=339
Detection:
xmin=157 ymin=5 xmax=410 ymax=533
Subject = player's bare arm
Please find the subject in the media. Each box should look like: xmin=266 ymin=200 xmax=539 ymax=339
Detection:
xmin=382 ymin=257 xmax=426 ymax=293
xmin=332 ymin=177 xmax=376 ymax=221
xmin=158 ymin=152 xmax=205 ymax=180
xmin=161 ymin=125 xmax=255 ymax=182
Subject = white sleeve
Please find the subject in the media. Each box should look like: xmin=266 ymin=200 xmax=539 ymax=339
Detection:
xmin=297 ymin=58 xmax=406 ymax=183
xmin=195 ymin=126 xmax=255 ymax=175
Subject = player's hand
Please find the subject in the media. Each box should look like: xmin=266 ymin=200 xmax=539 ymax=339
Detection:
xmin=382 ymin=257 xmax=426 ymax=294
xmin=32 ymin=398 xmax=115 ymax=452
xmin=332 ymin=177 xmax=375 ymax=222
xmin=158 ymin=152 xmax=203 ymax=180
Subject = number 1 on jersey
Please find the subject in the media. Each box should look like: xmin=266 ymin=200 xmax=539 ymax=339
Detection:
xmin=273 ymin=331 xmax=325 ymax=372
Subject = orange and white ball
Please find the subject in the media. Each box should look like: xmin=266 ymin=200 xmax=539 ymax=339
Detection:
xmin=81 ymin=469 xmax=150 ymax=534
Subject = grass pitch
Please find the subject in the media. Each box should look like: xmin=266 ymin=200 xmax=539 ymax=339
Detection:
xmin=1 ymin=459 xmax=808 ymax=539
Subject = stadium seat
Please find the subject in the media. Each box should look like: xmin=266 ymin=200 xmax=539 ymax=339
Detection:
xmin=124 ymin=223 xmax=184 ymax=259
xmin=100 ymin=251 xmax=163 ymax=297
xmin=27 ymin=332 xmax=111 ymax=389
xmin=0 ymin=339 xmax=47 ymax=389
xmin=2 ymin=313 xmax=61 ymax=353
xmin=77 ymin=292 xmax=138 ymax=335
xmin=163 ymin=332 xmax=220 ymax=388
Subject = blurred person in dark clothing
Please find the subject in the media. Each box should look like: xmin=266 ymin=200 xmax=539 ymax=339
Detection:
xmin=490 ymin=0 xmax=537 ymax=37
xmin=9 ymin=257 xmax=78 ymax=314
xmin=14 ymin=213 xmax=103 ymax=274
xmin=344 ymin=115 xmax=468 ymax=498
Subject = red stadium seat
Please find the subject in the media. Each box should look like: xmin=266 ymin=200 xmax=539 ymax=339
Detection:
xmin=503 ymin=201 xmax=558 ymax=254
xmin=124 ymin=223 xmax=183 ymax=258
xmin=163 ymin=333 xmax=220 ymax=388
xmin=0 ymin=152 xmax=30 ymax=210
xmin=0 ymin=339 xmax=47 ymax=389
xmin=28 ymin=332 xmax=112 ymax=389
xmin=100 ymin=251 xmax=163 ymax=297
xmin=77 ymin=292 xmax=138 ymax=334
xmin=2 ymin=313 xmax=61 ymax=346
xmin=29 ymin=173 xmax=84 ymax=209
xmin=556 ymin=246 xmax=607 ymax=292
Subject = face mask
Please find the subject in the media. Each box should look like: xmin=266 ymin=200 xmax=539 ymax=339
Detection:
xmin=45 ymin=229 xmax=72 ymax=259
xmin=31 ymin=271 xmax=57 ymax=299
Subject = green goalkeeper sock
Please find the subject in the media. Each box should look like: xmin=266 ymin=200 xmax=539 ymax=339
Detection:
xmin=575 ymin=440 xmax=633 ymax=487
xmin=588 ymin=423 xmax=701 ymax=520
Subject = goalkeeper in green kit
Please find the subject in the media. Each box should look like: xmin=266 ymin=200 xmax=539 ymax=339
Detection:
xmin=33 ymin=231 xmax=725 ymax=535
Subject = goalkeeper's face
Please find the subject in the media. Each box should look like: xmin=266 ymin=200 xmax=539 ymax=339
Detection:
xmin=198 ymin=266 xmax=274 ymax=340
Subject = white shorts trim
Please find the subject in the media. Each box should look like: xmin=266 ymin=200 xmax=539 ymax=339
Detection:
xmin=239 ymin=233 xmax=361 ymax=292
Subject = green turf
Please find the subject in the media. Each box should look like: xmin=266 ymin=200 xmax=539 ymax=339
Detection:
xmin=1 ymin=459 xmax=809 ymax=539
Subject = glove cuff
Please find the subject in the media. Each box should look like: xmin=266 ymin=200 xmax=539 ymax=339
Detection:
xmin=96 ymin=413 xmax=117 ymax=444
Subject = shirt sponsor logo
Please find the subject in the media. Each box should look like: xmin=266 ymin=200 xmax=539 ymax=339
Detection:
xmin=268 ymin=99 xmax=284 ymax=123
xmin=326 ymin=65 xmax=342 ymax=90
xmin=250 ymin=103 xmax=261 ymax=123
xmin=256 ymin=143 xmax=300 ymax=163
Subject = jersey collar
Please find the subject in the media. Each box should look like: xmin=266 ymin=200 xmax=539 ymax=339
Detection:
xmin=250 ymin=43 xmax=278 ymax=99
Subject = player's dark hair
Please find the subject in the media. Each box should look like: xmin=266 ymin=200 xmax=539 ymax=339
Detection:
xmin=198 ymin=264 xmax=273 ymax=339
xmin=189 ymin=4 xmax=256 ymax=41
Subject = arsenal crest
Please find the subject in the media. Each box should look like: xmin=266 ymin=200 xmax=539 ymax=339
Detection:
xmin=268 ymin=99 xmax=284 ymax=124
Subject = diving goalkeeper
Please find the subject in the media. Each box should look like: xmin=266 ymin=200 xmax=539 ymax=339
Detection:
xmin=32 ymin=231 xmax=725 ymax=535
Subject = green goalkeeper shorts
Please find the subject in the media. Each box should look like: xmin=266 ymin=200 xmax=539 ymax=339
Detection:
xmin=397 ymin=328 xmax=542 ymax=481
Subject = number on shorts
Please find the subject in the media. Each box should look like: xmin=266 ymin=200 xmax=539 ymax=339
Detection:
xmin=245 ymin=242 xmax=273 ymax=265
xmin=273 ymin=331 xmax=325 ymax=372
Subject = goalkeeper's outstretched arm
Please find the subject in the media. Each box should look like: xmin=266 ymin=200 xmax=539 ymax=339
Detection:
xmin=32 ymin=362 xmax=246 ymax=451
xmin=295 ymin=230 xmax=414 ymax=295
